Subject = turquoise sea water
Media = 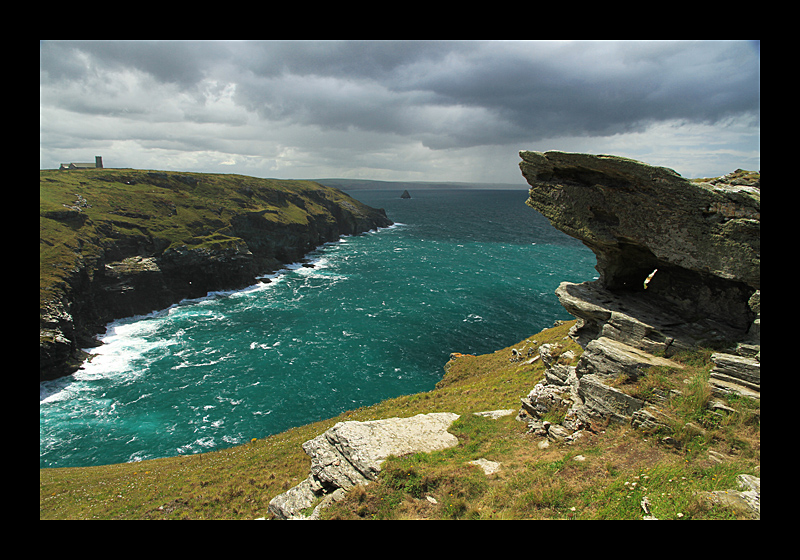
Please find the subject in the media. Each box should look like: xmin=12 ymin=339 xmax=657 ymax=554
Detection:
xmin=40 ymin=189 xmax=597 ymax=469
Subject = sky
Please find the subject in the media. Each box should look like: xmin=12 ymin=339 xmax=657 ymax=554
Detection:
xmin=40 ymin=40 xmax=760 ymax=184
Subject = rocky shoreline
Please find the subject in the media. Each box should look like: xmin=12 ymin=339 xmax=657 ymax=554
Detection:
xmin=39 ymin=170 xmax=392 ymax=381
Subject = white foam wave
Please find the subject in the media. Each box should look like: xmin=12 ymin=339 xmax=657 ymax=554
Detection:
xmin=249 ymin=340 xmax=281 ymax=351
xmin=64 ymin=223 xmax=400 ymax=383
xmin=463 ymin=314 xmax=484 ymax=323
xmin=177 ymin=436 xmax=217 ymax=455
xmin=40 ymin=377 xmax=74 ymax=403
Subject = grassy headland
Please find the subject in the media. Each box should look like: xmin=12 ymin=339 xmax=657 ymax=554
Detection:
xmin=40 ymin=168 xmax=390 ymax=380
xmin=40 ymin=168 xmax=387 ymax=305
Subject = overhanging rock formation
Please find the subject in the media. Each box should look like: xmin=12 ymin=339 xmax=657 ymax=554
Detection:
xmin=517 ymin=152 xmax=759 ymax=430
xmin=520 ymin=151 xmax=760 ymax=355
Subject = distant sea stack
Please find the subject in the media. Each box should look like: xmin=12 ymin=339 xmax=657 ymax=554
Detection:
xmin=400 ymin=190 xmax=411 ymax=199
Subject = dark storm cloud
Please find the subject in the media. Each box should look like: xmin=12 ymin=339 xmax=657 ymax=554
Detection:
xmin=228 ymin=40 xmax=760 ymax=149
xmin=40 ymin=40 xmax=226 ymax=87
xmin=40 ymin=40 xmax=759 ymax=180
xmin=41 ymin=40 xmax=759 ymax=151
xmin=389 ymin=40 xmax=760 ymax=147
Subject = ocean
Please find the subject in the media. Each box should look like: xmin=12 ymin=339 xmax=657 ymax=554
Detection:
xmin=40 ymin=189 xmax=597 ymax=469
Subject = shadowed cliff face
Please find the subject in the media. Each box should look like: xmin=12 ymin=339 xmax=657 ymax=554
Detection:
xmin=519 ymin=151 xmax=760 ymax=352
xmin=39 ymin=170 xmax=392 ymax=381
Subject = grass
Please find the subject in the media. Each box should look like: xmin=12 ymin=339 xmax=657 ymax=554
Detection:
xmin=689 ymin=169 xmax=760 ymax=185
xmin=39 ymin=168 xmax=382 ymax=309
xmin=39 ymin=320 xmax=759 ymax=520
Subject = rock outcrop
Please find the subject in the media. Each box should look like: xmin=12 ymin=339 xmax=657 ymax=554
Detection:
xmin=520 ymin=151 xmax=759 ymax=352
xmin=701 ymin=473 xmax=760 ymax=519
xmin=517 ymin=338 xmax=683 ymax=434
xmin=268 ymin=413 xmax=460 ymax=519
xmin=516 ymin=151 xmax=760 ymax=437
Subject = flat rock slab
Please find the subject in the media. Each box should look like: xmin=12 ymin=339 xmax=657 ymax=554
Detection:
xmin=308 ymin=412 xmax=461 ymax=485
xmin=578 ymin=336 xmax=684 ymax=380
xmin=268 ymin=412 xmax=460 ymax=519
xmin=473 ymin=409 xmax=516 ymax=419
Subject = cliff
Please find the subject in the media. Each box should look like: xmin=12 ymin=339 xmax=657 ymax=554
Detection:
xmin=516 ymin=150 xmax=759 ymax=455
xmin=39 ymin=169 xmax=392 ymax=381
xmin=519 ymin=151 xmax=760 ymax=353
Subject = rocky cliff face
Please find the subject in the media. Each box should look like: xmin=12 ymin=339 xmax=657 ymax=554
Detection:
xmin=39 ymin=170 xmax=392 ymax=381
xmin=519 ymin=151 xmax=760 ymax=354
xmin=517 ymin=151 xmax=759 ymax=440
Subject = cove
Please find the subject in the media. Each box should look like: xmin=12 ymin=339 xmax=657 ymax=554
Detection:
xmin=40 ymin=189 xmax=597 ymax=469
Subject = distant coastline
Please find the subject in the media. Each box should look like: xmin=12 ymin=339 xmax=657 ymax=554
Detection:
xmin=315 ymin=178 xmax=529 ymax=191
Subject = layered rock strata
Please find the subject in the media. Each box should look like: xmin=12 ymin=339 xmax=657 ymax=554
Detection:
xmin=516 ymin=151 xmax=760 ymax=435
xmin=520 ymin=151 xmax=759 ymax=353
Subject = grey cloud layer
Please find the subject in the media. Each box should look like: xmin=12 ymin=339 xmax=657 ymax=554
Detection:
xmin=40 ymin=40 xmax=759 ymax=180
xmin=41 ymin=40 xmax=759 ymax=150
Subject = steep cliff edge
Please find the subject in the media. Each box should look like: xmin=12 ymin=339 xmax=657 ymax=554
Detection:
xmin=39 ymin=169 xmax=392 ymax=381
xmin=520 ymin=151 xmax=759 ymax=354
xmin=517 ymin=150 xmax=759 ymax=439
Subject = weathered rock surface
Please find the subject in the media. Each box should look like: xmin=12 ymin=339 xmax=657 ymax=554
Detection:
xmin=516 ymin=151 xmax=760 ymax=441
xmin=469 ymin=458 xmax=501 ymax=475
xmin=520 ymin=151 xmax=759 ymax=290
xmin=268 ymin=413 xmax=460 ymax=519
xmin=577 ymin=374 xmax=646 ymax=424
xmin=709 ymin=352 xmax=760 ymax=399
xmin=519 ymin=335 xmax=685 ymax=432
xmin=577 ymin=336 xmax=684 ymax=381
xmin=472 ymin=409 xmax=516 ymax=420
xmin=701 ymin=474 xmax=760 ymax=519
xmin=555 ymin=280 xmax=748 ymax=356
xmin=520 ymin=151 xmax=759 ymax=351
